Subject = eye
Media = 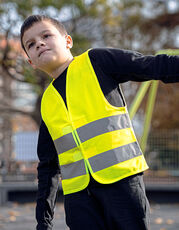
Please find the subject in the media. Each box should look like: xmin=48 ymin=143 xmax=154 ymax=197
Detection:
xmin=43 ymin=34 xmax=51 ymax=39
xmin=28 ymin=42 xmax=35 ymax=49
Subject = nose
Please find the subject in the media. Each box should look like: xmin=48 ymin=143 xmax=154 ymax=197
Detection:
xmin=36 ymin=40 xmax=45 ymax=49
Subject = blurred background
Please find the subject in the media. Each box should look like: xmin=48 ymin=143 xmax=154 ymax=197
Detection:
xmin=0 ymin=0 xmax=179 ymax=228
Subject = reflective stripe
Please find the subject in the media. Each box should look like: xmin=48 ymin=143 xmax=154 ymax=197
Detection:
xmin=77 ymin=114 xmax=131 ymax=143
xmin=88 ymin=142 xmax=142 ymax=173
xmin=54 ymin=114 xmax=131 ymax=154
xmin=61 ymin=159 xmax=87 ymax=180
xmin=54 ymin=133 xmax=77 ymax=154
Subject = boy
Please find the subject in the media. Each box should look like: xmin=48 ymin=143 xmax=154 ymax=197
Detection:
xmin=20 ymin=15 xmax=179 ymax=230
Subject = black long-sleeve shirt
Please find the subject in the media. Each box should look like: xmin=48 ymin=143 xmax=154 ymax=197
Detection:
xmin=36 ymin=48 xmax=179 ymax=230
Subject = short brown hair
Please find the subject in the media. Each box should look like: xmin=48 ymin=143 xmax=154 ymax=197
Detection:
xmin=20 ymin=15 xmax=67 ymax=53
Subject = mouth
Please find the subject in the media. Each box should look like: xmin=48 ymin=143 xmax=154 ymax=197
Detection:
xmin=39 ymin=49 xmax=50 ymax=57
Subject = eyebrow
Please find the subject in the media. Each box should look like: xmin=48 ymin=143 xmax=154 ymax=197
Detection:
xmin=25 ymin=29 xmax=51 ymax=47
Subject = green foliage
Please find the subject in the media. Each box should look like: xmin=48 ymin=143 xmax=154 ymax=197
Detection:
xmin=156 ymin=49 xmax=179 ymax=56
xmin=9 ymin=0 xmax=33 ymax=18
xmin=0 ymin=0 xmax=179 ymax=126
xmin=71 ymin=33 xmax=91 ymax=55
xmin=23 ymin=65 xmax=37 ymax=84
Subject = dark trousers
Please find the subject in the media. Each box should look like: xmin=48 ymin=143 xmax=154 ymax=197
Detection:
xmin=64 ymin=173 xmax=150 ymax=230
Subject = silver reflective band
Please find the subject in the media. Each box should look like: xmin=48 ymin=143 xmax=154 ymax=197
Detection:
xmin=54 ymin=113 xmax=131 ymax=154
xmin=77 ymin=113 xmax=131 ymax=143
xmin=54 ymin=133 xmax=77 ymax=154
xmin=61 ymin=159 xmax=87 ymax=180
xmin=88 ymin=142 xmax=142 ymax=173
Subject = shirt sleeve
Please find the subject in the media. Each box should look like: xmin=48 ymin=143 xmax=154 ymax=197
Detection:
xmin=89 ymin=48 xmax=179 ymax=84
xmin=36 ymin=120 xmax=61 ymax=230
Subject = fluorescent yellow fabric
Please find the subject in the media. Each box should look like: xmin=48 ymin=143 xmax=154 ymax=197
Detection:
xmin=41 ymin=50 xmax=149 ymax=195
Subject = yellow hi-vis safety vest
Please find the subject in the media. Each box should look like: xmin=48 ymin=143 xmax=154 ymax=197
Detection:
xmin=41 ymin=50 xmax=149 ymax=195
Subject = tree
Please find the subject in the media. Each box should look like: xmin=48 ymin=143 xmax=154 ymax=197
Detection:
xmin=1 ymin=0 xmax=178 ymax=128
xmin=0 ymin=0 xmax=179 ymax=180
xmin=97 ymin=0 xmax=179 ymax=130
xmin=0 ymin=0 xmax=178 ymax=170
xmin=0 ymin=0 xmax=110 ymax=171
xmin=0 ymin=0 xmax=108 ymax=125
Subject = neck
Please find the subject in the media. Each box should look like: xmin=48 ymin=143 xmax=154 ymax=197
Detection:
xmin=48 ymin=54 xmax=74 ymax=79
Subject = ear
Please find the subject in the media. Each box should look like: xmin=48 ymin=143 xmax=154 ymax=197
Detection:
xmin=66 ymin=35 xmax=73 ymax=49
xmin=27 ymin=58 xmax=37 ymax=69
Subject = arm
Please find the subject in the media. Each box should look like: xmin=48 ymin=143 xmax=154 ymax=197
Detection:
xmin=36 ymin=120 xmax=60 ymax=230
xmin=89 ymin=48 xmax=179 ymax=84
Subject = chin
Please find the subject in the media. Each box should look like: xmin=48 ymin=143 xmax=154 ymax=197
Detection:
xmin=40 ymin=57 xmax=53 ymax=66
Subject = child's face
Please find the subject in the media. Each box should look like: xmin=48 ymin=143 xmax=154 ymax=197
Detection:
xmin=22 ymin=20 xmax=72 ymax=73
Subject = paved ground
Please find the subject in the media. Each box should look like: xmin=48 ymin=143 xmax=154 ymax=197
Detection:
xmin=0 ymin=202 xmax=179 ymax=230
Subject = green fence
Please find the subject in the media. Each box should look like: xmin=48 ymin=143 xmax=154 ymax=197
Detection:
xmin=0 ymin=129 xmax=179 ymax=190
xmin=144 ymin=129 xmax=179 ymax=186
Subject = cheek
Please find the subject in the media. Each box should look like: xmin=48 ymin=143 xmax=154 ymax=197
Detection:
xmin=55 ymin=39 xmax=67 ymax=50
xmin=28 ymin=50 xmax=36 ymax=60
